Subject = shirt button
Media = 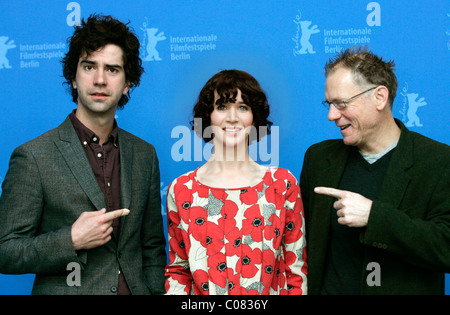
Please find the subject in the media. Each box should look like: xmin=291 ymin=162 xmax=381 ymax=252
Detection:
xmin=97 ymin=153 xmax=102 ymax=158
xmin=110 ymin=286 xmax=117 ymax=293
xmin=107 ymin=182 xmax=111 ymax=187
xmin=93 ymin=137 xmax=98 ymax=142
xmin=83 ymin=141 xmax=88 ymax=146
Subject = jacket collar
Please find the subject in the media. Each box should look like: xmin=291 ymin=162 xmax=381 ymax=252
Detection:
xmin=375 ymin=119 xmax=413 ymax=209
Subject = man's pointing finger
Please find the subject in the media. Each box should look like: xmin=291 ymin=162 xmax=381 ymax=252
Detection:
xmin=102 ymin=208 xmax=130 ymax=222
xmin=314 ymin=187 xmax=343 ymax=199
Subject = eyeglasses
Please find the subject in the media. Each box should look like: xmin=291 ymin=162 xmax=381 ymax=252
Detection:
xmin=322 ymin=86 xmax=377 ymax=110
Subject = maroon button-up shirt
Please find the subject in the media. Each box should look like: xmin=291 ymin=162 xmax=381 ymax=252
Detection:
xmin=69 ymin=110 xmax=130 ymax=295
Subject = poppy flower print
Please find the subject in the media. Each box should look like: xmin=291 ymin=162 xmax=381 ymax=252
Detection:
xmin=242 ymin=204 xmax=265 ymax=242
xmin=192 ymin=269 xmax=209 ymax=295
xmin=240 ymin=188 xmax=258 ymax=205
xmin=224 ymin=227 xmax=243 ymax=256
xmin=165 ymin=167 xmax=307 ymax=295
xmin=238 ymin=246 xmax=262 ymax=279
xmin=264 ymin=214 xmax=283 ymax=250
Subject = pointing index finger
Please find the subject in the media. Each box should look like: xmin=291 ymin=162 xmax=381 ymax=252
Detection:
xmin=314 ymin=187 xmax=343 ymax=199
xmin=103 ymin=208 xmax=130 ymax=222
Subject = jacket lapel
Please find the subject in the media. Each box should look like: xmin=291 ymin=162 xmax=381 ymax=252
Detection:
xmin=310 ymin=142 xmax=349 ymax=248
xmin=315 ymin=142 xmax=349 ymax=220
xmin=118 ymin=130 xmax=132 ymax=210
xmin=54 ymin=117 xmax=106 ymax=211
xmin=376 ymin=120 xmax=413 ymax=209
xmin=308 ymin=141 xmax=349 ymax=292
xmin=118 ymin=130 xmax=133 ymax=239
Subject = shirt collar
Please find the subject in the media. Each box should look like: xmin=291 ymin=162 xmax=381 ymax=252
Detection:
xmin=69 ymin=109 xmax=119 ymax=147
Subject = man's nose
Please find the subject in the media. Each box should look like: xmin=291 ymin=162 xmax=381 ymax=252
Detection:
xmin=94 ymin=69 xmax=106 ymax=86
xmin=328 ymin=105 xmax=341 ymax=121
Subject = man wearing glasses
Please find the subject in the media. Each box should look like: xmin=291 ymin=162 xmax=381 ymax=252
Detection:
xmin=300 ymin=47 xmax=450 ymax=294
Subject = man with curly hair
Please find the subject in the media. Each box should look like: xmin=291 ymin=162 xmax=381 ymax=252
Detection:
xmin=0 ymin=14 xmax=166 ymax=295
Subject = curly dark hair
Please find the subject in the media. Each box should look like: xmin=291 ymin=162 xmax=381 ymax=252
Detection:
xmin=324 ymin=47 xmax=398 ymax=108
xmin=191 ymin=69 xmax=273 ymax=143
xmin=62 ymin=14 xmax=144 ymax=109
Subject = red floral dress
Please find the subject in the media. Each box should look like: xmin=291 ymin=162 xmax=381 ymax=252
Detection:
xmin=164 ymin=167 xmax=307 ymax=295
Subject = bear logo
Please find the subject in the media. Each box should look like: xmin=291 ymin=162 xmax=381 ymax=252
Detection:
xmin=406 ymin=93 xmax=427 ymax=127
xmin=299 ymin=21 xmax=320 ymax=54
xmin=0 ymin=36 xmax=16 ymax=69
xmin=142 ymin=26 xmax=166 ymax=61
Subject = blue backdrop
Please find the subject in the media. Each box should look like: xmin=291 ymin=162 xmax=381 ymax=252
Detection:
xmin=0 ymin=1 xmax=449 ymax=294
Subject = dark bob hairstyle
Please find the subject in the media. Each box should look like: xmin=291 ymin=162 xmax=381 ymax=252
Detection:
xmin=191 ymin=69 xmax=273 ymax=143
xmin=62 ymin=14 xmax=144 ymax=109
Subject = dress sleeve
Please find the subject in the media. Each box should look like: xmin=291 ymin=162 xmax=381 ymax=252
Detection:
xmin=282 ymin=173 xmax=308 ymax=295
xmin=164 ymin=179 xmax=192 ymax=295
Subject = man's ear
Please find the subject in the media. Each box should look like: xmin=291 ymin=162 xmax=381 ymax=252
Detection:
xmin=123 ymin=81 xmax=131 ymax=95
xmin=374 ymin=85 xmax=389 ymax=111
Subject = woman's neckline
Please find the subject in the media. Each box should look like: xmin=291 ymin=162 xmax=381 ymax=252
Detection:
xmin=193 ymin=166 xmax=271 ymax=191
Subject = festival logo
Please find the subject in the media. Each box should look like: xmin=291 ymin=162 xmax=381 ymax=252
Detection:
xmin=293 ymin=3 xmax=380 ymax=56
xmin=399 ymin=82 xmax=427 ymax=127
xmin=292 ymin=10 xmax=320 ymax=55
xmin=141 ymin=17 xmax=167 ymax=61
xmin=140 ymin=17 xmax=218 ymax=62
xmin=0 ymin=36 xmax=16 ymax=69
xmin=18 ymin=42 xmax=66 ymax=69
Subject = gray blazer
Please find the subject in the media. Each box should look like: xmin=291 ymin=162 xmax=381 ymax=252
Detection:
xmin=0 ymin=116 xmax=167 ymax=294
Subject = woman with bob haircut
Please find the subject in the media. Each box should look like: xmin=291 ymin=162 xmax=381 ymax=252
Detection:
xmin=164 ymin=70 xmax=307 ymax=295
